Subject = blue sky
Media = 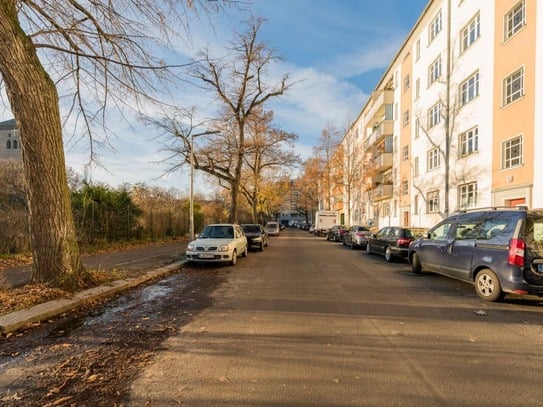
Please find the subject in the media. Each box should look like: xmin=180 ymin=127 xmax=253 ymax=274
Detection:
xmin=9 ymin=0 xmax=429 ymax=193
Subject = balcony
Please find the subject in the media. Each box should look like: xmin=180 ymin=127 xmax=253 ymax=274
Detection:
xmin=372 ymin=152 xmax=393 ymax=171
xmin=366 ymin=89 xmax=394 ymax=123
xmin=366 ymin=120 xmax=394 ymax=149
xmin=373 ymin=184 xmax=393 ymax=201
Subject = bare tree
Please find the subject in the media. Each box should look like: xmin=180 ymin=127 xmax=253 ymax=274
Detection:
xmin=332 ymin=130 xmax=366 ymax=227
xmin=0 ymin=1 xmax=226 ymax=289
xmin=313 ymin=123 xmax=342 ymax=210
xmin=188 ymin=17 xmax=293 ymax=223
xmin=242 ymin=108 xmax=299 ymax=223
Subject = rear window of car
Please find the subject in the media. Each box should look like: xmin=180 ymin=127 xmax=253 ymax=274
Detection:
xmin=526 ymin=212 xmax=543 ymax=253
xmin=242 ymin=225 xmax=261 ymax=233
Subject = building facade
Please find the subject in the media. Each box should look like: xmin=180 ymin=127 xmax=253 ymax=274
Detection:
xmin=336 ymin=0 xmax=542 ymax=229
xmin=0 ymin=119 xmax=22 ymax=161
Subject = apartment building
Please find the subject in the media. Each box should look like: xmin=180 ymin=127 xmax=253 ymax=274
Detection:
xmin=338 ymin=0 xmax=542 ymax=229
xmin=0 ymin=119 xmax=22 ymax=161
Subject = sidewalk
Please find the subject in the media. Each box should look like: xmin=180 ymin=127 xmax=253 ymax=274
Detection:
xmin=0 ymin=240 xmax=187 ymax=335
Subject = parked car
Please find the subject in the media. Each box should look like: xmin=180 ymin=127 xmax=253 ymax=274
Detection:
xmin=241 ymin=224 xmax=269 ymax=251
xmin=408 ymin=207 xmax=543 ymax=301
xmin=343 ymin=225 xmax=372 ymax=249
xmin=326 ymin=225 xmax=348 ymax=242
xmin=366 ymin=226 xmax=417 ymax=262
xmin=186 ymin=224 xmax=248 ymax=266
xmin=264 ymin=221 xmax=280 ymax=236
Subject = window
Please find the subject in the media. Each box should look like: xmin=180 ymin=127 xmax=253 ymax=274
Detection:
xmin=428 ymin=102 xmax=441 ymax=128
xmin=414 ymin=194 xmax=419 ymax=215
xmin=13 ymin=140 xmax=18 ymax=149
xmin=502 ymin=135 xmax=523 ymax=169
xmin=427 ymin=148 xmax=440 ymax=170
xmin=503 ymin=67 xmax=524 ymax=105
xmin=461 ymin=13 xmax=480 ymax=53
xmin=415 ymin=119 xmax=420 ymax=139
xmin=403 ymin=110 xmax=410 ymax=127
xmin=504 ymin=0 xmax=526 ymax=41
xmin=382 ymin=202 xmax=390 ymax=217
xmin=460 ymin=71 xmax=479 ymax=105
xmin=429 ymin=56 xmax=441 ymax=85
xmin=427 ymin=190 xmax=440 ymax=213
xmin=429 ymin=10 xmax=442 ymax=43
xmin=402 ymin=145 xmax=409 ymax=161
xmin=414 ymin=157 xmax=419 ymax=176
xmin=459 ymin=127 xmax=479 ymax=157
xmin=401 ymin=180 xmax=409 ymax=196
xmin=429 ymin=221 xmax=452 ymax=240
xmin=403 ymin=74 xmax=410 ymax=91
xmin=416 ymin=39 xmax=421 ymax=60
xmin=6 ymin=140 xmax=11 ymax=149
xmin=458 ymin=182 xmax=478 ymax=209
xmin=415 ymin=78 xmax=420 ymax=98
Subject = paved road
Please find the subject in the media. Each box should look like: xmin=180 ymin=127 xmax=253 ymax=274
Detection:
xmin=0 ymin=239 xmax=187 ymax=288
xmin=129 ymin=228 xmax=543 ymax=406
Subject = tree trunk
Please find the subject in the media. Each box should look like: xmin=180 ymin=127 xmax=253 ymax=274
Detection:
xmin=0 ymin=2 xmax=85 ymax=290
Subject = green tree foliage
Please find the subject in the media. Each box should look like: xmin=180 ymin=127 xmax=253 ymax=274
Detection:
xmin=71 ymin=183 xmax=143 ymax=244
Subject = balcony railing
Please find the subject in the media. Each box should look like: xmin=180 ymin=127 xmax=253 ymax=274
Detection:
xmin=366 ymin=89 xmax=394 ymax=123
xmin=373 ymin=184 xmax=393 ymax=201
xmin=372 ymin=152 xmax=393 ymax=171
xmin=366 ymin=119 xmax=394 ymax=148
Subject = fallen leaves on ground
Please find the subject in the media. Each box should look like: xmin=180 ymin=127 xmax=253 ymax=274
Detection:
xmin=0 ymin=285 xmax=71 ymax=316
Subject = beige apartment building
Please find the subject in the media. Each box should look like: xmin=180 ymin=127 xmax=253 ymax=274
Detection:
xmin=336 ymin=0 xmax=542 ymax=229
xmin=0 ymin=119 xmax=21 ymax=161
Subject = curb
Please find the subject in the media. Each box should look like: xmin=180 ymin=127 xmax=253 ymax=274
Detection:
xmin=0 ymin=261 xmax=185 ymax=335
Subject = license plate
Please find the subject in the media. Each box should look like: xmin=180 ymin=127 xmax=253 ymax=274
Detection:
xmin=199 ymin=253 xmax=215 ymax=259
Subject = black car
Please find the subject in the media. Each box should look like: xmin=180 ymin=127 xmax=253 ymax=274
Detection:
xmin=241 ymin=224 xmax=269 ymax=251
xmin=366 ymin=226 xmax=416 ymax=262
xmin=408 ymin=207 xmax=543 ymax=301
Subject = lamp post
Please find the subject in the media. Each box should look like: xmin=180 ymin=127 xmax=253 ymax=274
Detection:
xmin=189 ymin=133 xmax=196 ymax=241
xmin=188 ymin=130 xmax=218 ymax=241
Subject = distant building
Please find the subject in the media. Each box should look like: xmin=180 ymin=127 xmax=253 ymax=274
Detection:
xmin=0 ymin=119 xmax=22 ymax=161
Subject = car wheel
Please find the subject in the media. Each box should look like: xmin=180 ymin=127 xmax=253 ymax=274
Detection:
xmin=475 ymin=269 xmax=504 ymax=302
xmin=385 ymin=247 xmax=394 ymax=262
xmin=242 ymin=246 xmax=248 ymax=257
xmin=411 ymin=252 xmax=422 ymax=274
xmin=366 ymin=243 xmax=371 ymax=254
xmin=230 ymin=250 xmax=237 ymax=266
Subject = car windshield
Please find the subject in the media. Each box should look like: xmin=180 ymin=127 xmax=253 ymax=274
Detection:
xmin=199 ymin=225 xmax=234 ymax=239
xmin=266 ymin=223 xmax=278 ymax=228
xmin=242 ymin=225 xmax=260 ymax=233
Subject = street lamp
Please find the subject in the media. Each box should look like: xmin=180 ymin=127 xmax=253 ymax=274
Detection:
xmin=189 ymin=133 xmax=200 ymax=242
xmin=188 ymin=130 xmax=219 ymax=241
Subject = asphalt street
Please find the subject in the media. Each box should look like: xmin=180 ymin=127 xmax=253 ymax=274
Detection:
xmin=128 ymin=228 xmax=543 ymax=406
